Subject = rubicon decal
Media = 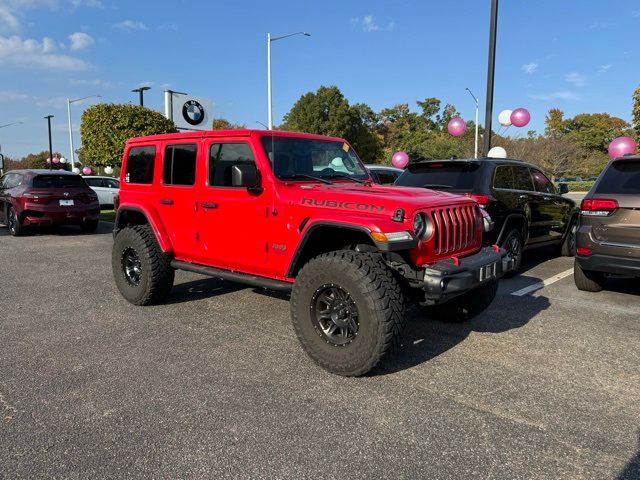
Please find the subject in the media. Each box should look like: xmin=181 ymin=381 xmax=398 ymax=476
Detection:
xmin=301 ymin=198 xmax=385 ymax=212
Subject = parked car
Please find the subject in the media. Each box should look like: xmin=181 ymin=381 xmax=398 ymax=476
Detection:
xmin=0 ymin=170 xmax=100 ymax=236
xmin=574 ymin=155 xmax=640 ymax=291
xmin=83 ymin=175 xmax=120 ymax=208
xmin=365 ymin=165 xmax=404 ymax=185
xmin=394 ymin=158 xmax=579 ymax=273
xmin=112 ymin=129 xmax=512 ymax=376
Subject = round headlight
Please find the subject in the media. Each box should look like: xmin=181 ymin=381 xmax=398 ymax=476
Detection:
xmin=413 ymin=213 xmax=426 ymax=238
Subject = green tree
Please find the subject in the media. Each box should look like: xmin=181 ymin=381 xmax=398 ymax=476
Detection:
xmin=544 ymin=108 xmax=566 ymax=138
xmin=282 ymin=86 xmax=382 ymax=162
xmin=211 ymin=118 xmax=245 ymax=129
xmin=80 ymin=103 xmax=177 ymax=168
xmin=632 ymin=87 xmax=640 ymax=141
xmin=564 ymin=113 xmax=631 ymax=152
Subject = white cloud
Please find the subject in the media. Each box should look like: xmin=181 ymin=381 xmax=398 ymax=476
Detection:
xmin=69 ymin=0 xmax=104 ymax=8
xmin=598 ymin=64 xmax=612 ymax=73
xmin=529 ymin=91 xmax=580 ymax=101
xmin=0 ymin=90 xmax=31 ymax=102
xmin=565 ymin=71 xmax=587 ymax=87
xmin=0 ymin=35 xmax=88 ymax=70
xmin=362 ymin=15 xmax=378 ymax=32
xmin=521 ymin=62 xmax=539 ymax=74
xmin=70 ymin=78 xmax=115 ymax=87
xmin=68 ymin=31 xmax=93 ymax=50
xmin=0 ymin=6 xmax=21 ymax=31
xmin=115 ymin=20 xmax=148 ymax=31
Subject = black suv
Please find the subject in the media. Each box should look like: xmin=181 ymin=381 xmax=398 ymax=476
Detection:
xmin=394 ymin=158 xmax=579 ymax=272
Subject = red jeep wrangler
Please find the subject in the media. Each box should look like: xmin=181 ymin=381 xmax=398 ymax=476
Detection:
xmin=112 ymin=130 xmax=512 ymax=376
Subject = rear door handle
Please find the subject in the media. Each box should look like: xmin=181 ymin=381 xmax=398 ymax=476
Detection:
xmin=201 ymin=202 xmax=218 ymax=209
xmin=159 ymin=198 xmax=174 ymax=205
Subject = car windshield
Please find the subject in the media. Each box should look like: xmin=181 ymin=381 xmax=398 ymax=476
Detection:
xmin=32 ymin=174 xmax=86 ymax=188
xmin=260 ymin=137 xmax=369 ymax=182
xmin=395 ymin=162 xmax=480 ymax=190
xmin=595 ymin=159 xmax=640 ymax=194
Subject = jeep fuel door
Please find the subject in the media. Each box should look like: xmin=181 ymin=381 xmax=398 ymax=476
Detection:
xmin=199 ymin=141 xmax=269 ymax=272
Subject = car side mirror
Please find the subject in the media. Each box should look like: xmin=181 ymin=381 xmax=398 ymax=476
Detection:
xmin=231 ymin=164 xmax=260 ymax=190
xmin=0 ymin=153 xmax=4 ymax=171
xmin=559 ymin=183 xmax=569 ymax=195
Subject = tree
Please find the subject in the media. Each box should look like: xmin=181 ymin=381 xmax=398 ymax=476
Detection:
xmin=212 ymin=118 xmax=245 ymax=129
xmin=80 ymin=103 xmax=177 ymax=168
xmin=282 ymin=86 xmax=382 ymax=163
xmin=544 ymin=108 xmax=566 ymax=138
xmin=632 ymin=87 xmax=640 ymax=141
xmin=564 ymin=113 xmax=631 ymax=152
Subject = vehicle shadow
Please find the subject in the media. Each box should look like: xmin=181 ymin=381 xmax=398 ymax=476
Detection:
xmin=0 ymin=223 xmax=113 ymax=237
xmin=376 ymin=291 xmax=551 ymax=375
xmin=520 ymin=244 xmax=564 ymax=271
xmin=165 ymin=277 xmax=247 ymax=305
xmin=617 ymin=435 xmax=640 ymax=480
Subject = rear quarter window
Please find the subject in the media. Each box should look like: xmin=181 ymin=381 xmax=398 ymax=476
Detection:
xmin=596 ymin=160 xmax=640 ymax=194
xmin=32 ymin=175 xmax=86 ymax=188
xmin=125 ymin=146 xmax=156 ymax=184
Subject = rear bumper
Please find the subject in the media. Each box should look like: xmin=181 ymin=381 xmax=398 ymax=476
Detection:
xmin=421 ymin=246 xmax=514 ymax=301
xmin=22 ymin=206 xmax=99 ymax=226
xmin=576 ymin=253 xmax=640 ymax=277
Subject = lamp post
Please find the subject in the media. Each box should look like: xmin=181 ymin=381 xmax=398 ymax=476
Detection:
xmin=44 ymin=115 xmax=54 ymax=171
xmin=67 ymin=95 xmax=100 ymax=171
xmin=465 ymin=88 xmax=479 ymax=159
xmin=132 ymin=86 xmax=151 ymax=106
xmin=483 ymin=0 xmax=499 ymax=156
xmin=164 ymin=89 xmax=188 ymax=122
xmin=267 ymin=31 xmax=310 ymax=130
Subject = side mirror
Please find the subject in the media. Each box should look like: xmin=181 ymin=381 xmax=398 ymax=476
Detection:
xmin=231 ymin=164 xmax=260 ymax=189
xmin=0 ymin=154 xmax=4 ymax=170
xmin=559 ymin=183 xmax=569 ymax=195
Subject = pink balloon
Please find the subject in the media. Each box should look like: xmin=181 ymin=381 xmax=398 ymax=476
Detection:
xmin=391 ymin=151 xmax=409 ymax=169
xmin=608 ymin=136 xmax=637 ymax=159
xmin=82 ymin=167 xmax=93 ymax=175
xmin=447 ymin=117 xmax=466 ymax=137
xmin=52 ymin=156 xmax=60 ymax=164
xmin=510 ymin=108 xmax=531 ymax=128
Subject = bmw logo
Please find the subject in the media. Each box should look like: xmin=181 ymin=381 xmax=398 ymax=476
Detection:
xmin=182 ymin=100 xmax=205 ymax=126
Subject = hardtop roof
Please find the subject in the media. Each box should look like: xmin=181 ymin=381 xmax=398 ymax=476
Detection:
xmin=126 ymin=129 xmax=348 ymax=145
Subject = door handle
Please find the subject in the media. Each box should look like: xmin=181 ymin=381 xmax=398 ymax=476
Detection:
xmin=159 ymin=198 xmax=174 ymax=205
xmin=201 ymin=202 xmax=218 ymax=209
xmin=519 ymin=195 xmax=528 ymax=199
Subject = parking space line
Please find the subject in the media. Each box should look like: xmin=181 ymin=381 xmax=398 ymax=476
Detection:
xmin=510 ymin=268 xmax=574 ymax=297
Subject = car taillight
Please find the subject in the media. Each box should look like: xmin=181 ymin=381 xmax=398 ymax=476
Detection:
xmin=576 ymin=247 xmax=592 ymax=256
xmin=465 ymin=193 xmax=491 ymax=207
xmin=580 ymin=198 xmax=618 ymax=216
xmin=22 ymin=192 xmax=52 ymax=203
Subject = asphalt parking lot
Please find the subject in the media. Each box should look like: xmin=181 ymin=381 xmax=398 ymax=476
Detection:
xmin=1 ymin=221 xmax=638 ymax=479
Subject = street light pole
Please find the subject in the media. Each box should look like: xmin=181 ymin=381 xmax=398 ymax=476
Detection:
xmin=267 ymin=31 xmax=310 ymax=130
xmin=45 ymin=115 xmax=54 ymax=171
xmin=466 ymin=88 xmax=479 ymax=159
xmin=483 ymin=0 xmax=499 ymax=157
xmin=67 ymin=95 xmax=100 ymax=170
xmin=132 ymin=86 xmax=151 ymax=106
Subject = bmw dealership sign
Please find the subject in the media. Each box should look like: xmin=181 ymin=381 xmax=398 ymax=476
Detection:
xmin=165 ymin=92 xmax=213 ymax=131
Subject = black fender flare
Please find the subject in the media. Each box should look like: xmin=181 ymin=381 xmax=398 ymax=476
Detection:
xmin=495 ymin=213 xmax=529 ymax=245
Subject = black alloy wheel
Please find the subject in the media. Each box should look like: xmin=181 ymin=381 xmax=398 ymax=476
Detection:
xmin=122 ymin=247 xmax=142 ymax=286
xmin=311 ymin=284 xmax=360 ymax=346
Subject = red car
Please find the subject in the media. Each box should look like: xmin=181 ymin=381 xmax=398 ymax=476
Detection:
xmin=0 ymin=169 xmax=100 ymax=236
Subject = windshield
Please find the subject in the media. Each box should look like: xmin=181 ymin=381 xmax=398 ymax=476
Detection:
xmin=260 ymin=137 xmax=369 ymax=181
xmin=395 ymin=162 xmax=480 ymax=190
xmin=32 ymin=174 xmax=86 ymax=188
xmin=596 ymin=159 xmax=640 ymax=194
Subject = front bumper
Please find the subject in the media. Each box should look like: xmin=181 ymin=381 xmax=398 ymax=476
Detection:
xmin=421 ymin=246 xmax=514 ymax=301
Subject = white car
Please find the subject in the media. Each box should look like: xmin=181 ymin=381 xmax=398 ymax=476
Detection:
xmin=82 ymin=176 xmax=119 ymax=208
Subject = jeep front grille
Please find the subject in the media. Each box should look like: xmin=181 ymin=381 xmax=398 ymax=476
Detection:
xmin=428 ymin=205 xmax=478 ymax=254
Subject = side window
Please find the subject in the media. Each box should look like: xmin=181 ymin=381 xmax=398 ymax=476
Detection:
xmin=105 ymin=179 xmax=120 ymax=189
xmin=209 ymin=143 xmax=256 ymax=187
xmin=493 ymin=165 xmax=514 ymax=189
xmin=163 ymin=144 xmax=197 ymax=186
xmin=513 ymin=166 xmax=534 ymax=191
xmin=126 ymin=146 xmax=156 ymax=184
xmin=531 ymin=169 xmax=556 ymax=194
xmin=4 ymin=174 xmax=17 ymax=189
xmin=84 ymin=178 xmax=102 ymax=187
xmin=376 ymin=171 xmax=398 ymax=185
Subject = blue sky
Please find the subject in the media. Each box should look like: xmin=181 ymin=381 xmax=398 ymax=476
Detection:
xmin=0 ymin=0 xmax=639 ymax=160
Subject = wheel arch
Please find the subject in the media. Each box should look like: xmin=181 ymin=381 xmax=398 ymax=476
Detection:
xmin=114 ymin=206 xmax=173 ymax=253
xmin=496 ymin=213 xmax=528 ymax=245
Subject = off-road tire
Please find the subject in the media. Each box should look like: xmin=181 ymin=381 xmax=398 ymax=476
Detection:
xmin=7 ymin=207 xmax=23 ymax=236
xmin=560 ymin=216 xmax=577 ymax=257
xmin=501 ymin=228 xmax=524 ymax=278
xmin=418 ymin=279 xmax=498 ymax=323
xmin=574 ymin=259 xmax=606 ymax=292
xmin=291 ymin=251 xmax=405 ymax=376
xmin=81 ymin=219 xmax=99 ymax=233
xmin=112 ymin=225 xmax=174 ymax=305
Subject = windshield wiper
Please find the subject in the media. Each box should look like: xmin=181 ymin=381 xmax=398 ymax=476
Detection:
xmin=280 ymin=173 xmax=332 ymax=185
xmin=327 ymin=173 xmax=367 ymax=185
xmin=422 ymin=183 xmax=454 ymax=189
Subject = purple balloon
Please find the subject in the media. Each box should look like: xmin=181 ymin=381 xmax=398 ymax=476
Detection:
xmin=608 ymin=136 xmax=637 ymax=159
xmin=392 ymin=151 xmax=409 ymax=169
xmin=82 ymin=167 xmax=93 ymax=175
xmin=447 ymin=117 xmax=466 ymax=137
xmin=510 ymin=108 xmax=531 ymax=128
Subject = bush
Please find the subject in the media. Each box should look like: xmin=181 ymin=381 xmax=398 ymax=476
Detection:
xmin=80 ymin=103 xmax=177 ymax=168
xmin=565 ymin=181 xmax=594 ymax=192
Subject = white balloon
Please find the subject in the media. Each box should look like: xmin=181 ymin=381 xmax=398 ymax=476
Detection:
xmin=488 ymin=146 xmax=507 ymax=159
xmin=104 ymin=166 xmax=114 ymax=175
xmin=59 ymin=157 xmax=67 ymax=164
xmin=72 ymin=167 xmax=80 ymax=174
xmin=498 ymin=109 xmax=513 ymax=126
